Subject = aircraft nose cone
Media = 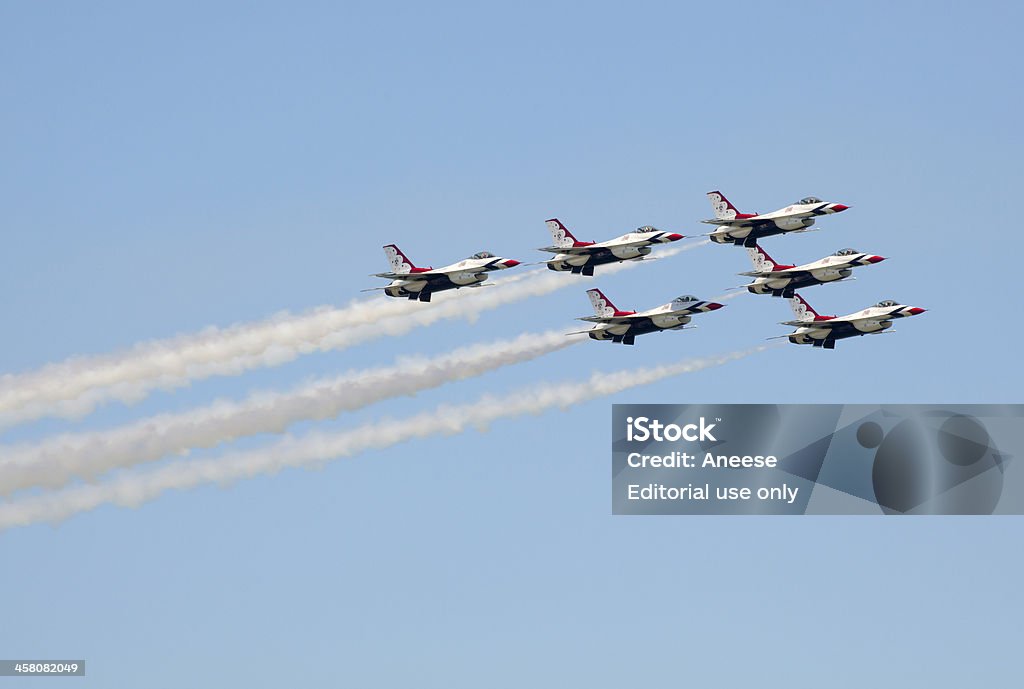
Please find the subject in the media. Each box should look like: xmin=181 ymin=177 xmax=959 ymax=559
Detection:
xmin=707 ymin=302 xmax=725 ymax=311
xmin=831 ymin=204 xmax=850 ymax=213
xmin=908 ymin=307 xmax=926 ymax=316
xmin=667 ymin=233 xmax=685 ymax=241
xmin=502 ymin=259 xmax=521 ymax=268
xmin=867 ymin=255 xmax=886 ymax=263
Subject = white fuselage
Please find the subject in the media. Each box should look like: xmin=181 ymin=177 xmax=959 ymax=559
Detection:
xmin=789 ymin=304 xmax=922 ymax=344
xmin=583 ymin=298 xmax=723 ymax=344
xmin=385 ymin=256 xmax=509 ymax=297
xmin=708 ymin=201 xmax=847 ymax=244
xmin=589 ymin=303 xmax=694 ymax=338
xmin=750 ymin=253 xmax=875 ymax=291
xmin=550 ymin=237 xmax=654 ymax=267
xmin=546 ymin=230 xmax=680 ymax=273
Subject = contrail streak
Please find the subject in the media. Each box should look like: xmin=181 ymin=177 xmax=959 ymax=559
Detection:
xmin=710 ymin=290 xmax=748 ymax=303
xmin=0 ymin=343 xmax=765 ymax=530
xmin=0 ymin=330 xmax=582 ymax=495
xmin=0 ymin=241 xmax=707 ymax=428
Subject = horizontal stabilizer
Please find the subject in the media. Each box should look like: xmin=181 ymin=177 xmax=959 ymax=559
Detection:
xmin=566 ymin=326 xmax=611 ymax=336
xmin=780 ymin=319 xmax=843 ymax=328
xmin=373 ymin=271 xmax=434 ymax=279
xmin=577 ymin=315 xmax=637 ymax=324
xmin=537 ymin=245 xmax=596 ymax=255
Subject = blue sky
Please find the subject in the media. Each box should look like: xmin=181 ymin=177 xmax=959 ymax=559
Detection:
xmin=1 ymin=1 xmax=1022 ymax=686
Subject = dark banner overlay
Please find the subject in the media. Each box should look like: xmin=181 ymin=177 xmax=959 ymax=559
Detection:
xmin=612 ymin=405 xmax=1023 ymax=515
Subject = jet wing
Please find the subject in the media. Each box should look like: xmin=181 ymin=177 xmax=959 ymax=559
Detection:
xmin=538 ymin=244 xmax=615 ymax=255
xmin=739 ymin=268 xmax=811 ymax=278
xmin=539 ymin=237 xmax=663 ymax=253
xmin=566 ymin=325 xmax=614 ymax=336
xmin=780 ymin=318 xmax=849 ymax=328
xmin=372 ymin=270 xmax=445 ymax=279
xmin=578 ymin=314 xmax=647 ymax=325
xmin=372 ymin=268 xmax=492 ymax=286
xmin=701 ymin=217 xmax=771 ymax=227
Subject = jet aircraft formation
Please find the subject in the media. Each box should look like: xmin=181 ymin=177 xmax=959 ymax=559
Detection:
xmin=368 ymin=190 xmax=925 ymax=348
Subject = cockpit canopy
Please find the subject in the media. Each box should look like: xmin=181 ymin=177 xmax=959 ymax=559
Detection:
xmin=797 ymin=196 xmax=823 ymax=205
xmin=875 ymin=300 xmax=900 ymax=308
xmin=636 ymin=226 xmax=660 ymax=233
xmin=470 ymin=251 xmax=495 ymax=260
xmin=834 ymin=248 xmax=859 ymax=256
xmin=674 ymin=295 xmax=699 ymax=303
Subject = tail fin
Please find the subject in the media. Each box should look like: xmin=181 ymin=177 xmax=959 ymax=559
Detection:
xmin=586 ymin=288 xmax=619 ymax=317
xmin=788 ymin=293 xmax=820 ymax=322
xmin=383 ymin=244 xmax=419 ymax=274
xmin=707 ymin=191 xmax=742 ymax=220
xmin=746 ymin=243 xmax=779 ymax=273
xmin=546 ymin=218 xmax=580 ymax=248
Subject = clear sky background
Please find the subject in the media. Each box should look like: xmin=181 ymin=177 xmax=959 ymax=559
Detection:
xmin=1 ymin=1 xmax=1022 ymax=687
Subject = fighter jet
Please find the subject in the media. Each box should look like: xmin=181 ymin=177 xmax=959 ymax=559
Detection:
xmin=739 ymin=244 xmax=886 ymax=297
xmin=539 ymin=219 xmax=684 ymax=276
xmin=703 ymin=191 xmax=849 ymax=246
xmin=369 ymin=245 xmax=520 ymax=302
xmin=779 ymin=293 xmax=925 ymax=349
xmin=571 ymin=289 xmax=725 ymax=345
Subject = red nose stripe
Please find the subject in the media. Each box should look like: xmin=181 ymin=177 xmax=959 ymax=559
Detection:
xmin=667 ymin=233 xmax=685 ymax=241
xmin=908 ymin=307 xmax=926 ymax=315
xmin=832 ymin=204 xmax=850 ymax=212
xmin=502 ymin=259 xmax=520 ymax=268
xmin=707 ymin=303 xmax=725 ymax=311
xmin=867 ymin=255 xmax=886 ymax=263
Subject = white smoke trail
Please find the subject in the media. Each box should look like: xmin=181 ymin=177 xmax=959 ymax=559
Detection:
xmin=0 ymin=329 xmax=582 ymax=495
xmin=710 ymin=290 xmax=748 ymax=303
xmin=0 ymin=343 xmax=766 ymax=529
xmin=0 ymin=241 xmax=707 ymax=428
